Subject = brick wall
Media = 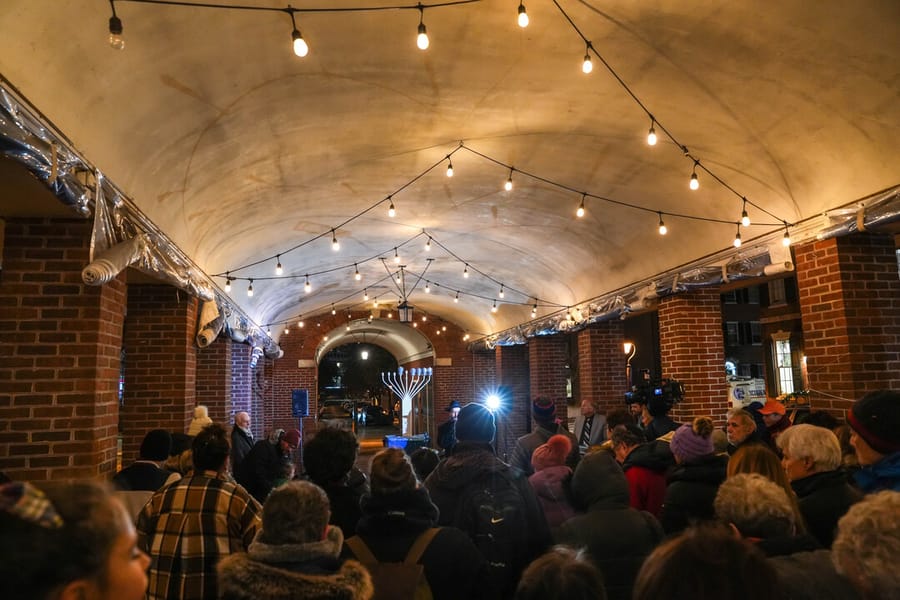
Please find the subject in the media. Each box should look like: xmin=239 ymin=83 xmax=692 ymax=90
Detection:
xmin=794 ymin=233 xmax=900 ymax=411
xmin=0 ymin=218 xmax=125 ymax=481
xmin=495 ymin=344 xmax=530 ymax=460
xmin=658 ymin=288 xmax=729 ymax=425
xmin=577 ymin=321 xmax=627 ymax=416
xmin=122 ymin=285 xmax=197 ymax=463
xmin=528 ymin=335 xmax=569 ymax=423
xmin=231 ymin=342 xmax=257 ymax=434
xmin=196 ymin=335 xmax=232 ymax=425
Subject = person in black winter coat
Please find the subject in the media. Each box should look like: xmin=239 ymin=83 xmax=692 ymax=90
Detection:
xmin=342 ymin=447 xmax=488 ymax=600
xmin=230 ymin=411 xmax=254 ymax=476
xmin=303 ymin=427 xmax=368 ymax=538
xmin=555 ymin=450 xmax=664 ymax=600
xmin=236 ymin=428 xmax=300 ymax=503
xmin=660 ymin=417 xmax=727 ymax=535
xmin=776 ymin=424 xmax=862 ymax=548
xmin=425 ymin=403 xmax=551 ymax=599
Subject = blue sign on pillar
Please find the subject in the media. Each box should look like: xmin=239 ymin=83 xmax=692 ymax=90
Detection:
xmin=292 ymin=389 xmax=309 ymax=417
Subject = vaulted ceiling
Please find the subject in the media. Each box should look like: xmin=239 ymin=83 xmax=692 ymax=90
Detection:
xmin=1 ymin=0 xmax=898 ymax=343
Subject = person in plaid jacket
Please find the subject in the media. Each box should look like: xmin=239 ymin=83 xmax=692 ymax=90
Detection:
xmin=138 ymin=423 xmax=263 ymax=600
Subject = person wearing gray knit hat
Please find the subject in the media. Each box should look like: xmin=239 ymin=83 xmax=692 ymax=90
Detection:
xmin=847 ymin=389 xmax=900 ymax=493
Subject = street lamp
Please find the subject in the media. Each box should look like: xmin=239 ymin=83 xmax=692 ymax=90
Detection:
xmin=624 ymin=341 xmax=637 ymax=387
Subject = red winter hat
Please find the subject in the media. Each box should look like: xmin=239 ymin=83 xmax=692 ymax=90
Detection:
xmin=531 ymin=434 xmax=571 ymax=472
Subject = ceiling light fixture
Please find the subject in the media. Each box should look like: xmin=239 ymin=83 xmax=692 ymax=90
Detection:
xmin=532 ymin=303 xmax=537 ymax=317
xmin=499 ymin=285 xmax=504 ymax=299
xmin=363 ymin=288 xmax=369 ymax=301
xmin=463 ymin=264 xmax=469 ymax=278
xmin=425 ymin=281 xmax=431 ymax=293
xmin=658 ymin=212 xmax=668 ymax=235
xmin=247 ymin=279 xmax=254 ymax=297
xmin=304 ymin=275 xmax=311 ymax=293
xmin=275 ymin=255 xmax=283 ymax=275
xmin=647 ymin=118 xmax=657 ymax=146
xmin=491 ymin=300 xmax=498 ymax=313
xmin=289 ymin=9 xmax=309 ymax=57
xmin=741 ymin=198 xmax=751 ymax=227
xmin=393 ymin=247 xmax=400 ymax=264
xmin=445 ymin=158 xmax=453 ymax=177
xmin=388 ymin=197 xmax=396 ymax=218
xmin=689 ymin=161 xmax=700 ymax=190
xmin=733 ymin=224 xmax=742 ymax=248
xmin=331 ymin=304 xmax=336 ymax=315
xmin=577 ymin=193 xmax=586 ymax=218
xmin=782 ymin=222 xmax=792 ymax=247
xmin=331 ymin=229 xmax=339 ymax=251
xmin=298 ymin=318 xmax=304 ymax=328
xmin=504 ymin=168 xmax=514 ymax=191
xmin=517 ymin=1 xmax=529 ymax=27
xmin=454 ymin=291 xmax=459 ymax=303
xmin=582 ymin=42 xmax=593 ymax=73
xmin=108 ymin=0 xmax=125 ymax=50
xmin=425 ymin=236 xmax=432 ymax=251
xmin=224 ymin=275 xmax=232 ymax=293
xmin=416 ymin=5 xmax=429 ymax=50
xmin=354 ymin=264 xmax=361 ymax=280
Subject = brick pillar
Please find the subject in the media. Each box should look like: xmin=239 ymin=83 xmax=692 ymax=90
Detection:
xmin=528 ymin=335 xmax=570 ymax=423
xmin=794 ymin=233 xmax=900 ymax=411
xmin=495 ymin=344 xmax=529 ymax=460
xmin=231 ymin=342 xmax=258 ymax=436
xmin=472 ymin=350 xmax=497 ymax=395
xmin=196 ymin=335 xmax=233 ymax=425
xmin=658 ymin=289 xmax=728 ymax=425
xmin=577 ymin=321 xmax=627 ymax=416
xmin=122 ymin=285 xmax=197 ymax=463
xmin=0 ymin=218 xmax=126 ymax=481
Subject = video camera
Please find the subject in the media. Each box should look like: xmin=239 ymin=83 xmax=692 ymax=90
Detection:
xmin=625 ymin=378 xmax=684 ymax=416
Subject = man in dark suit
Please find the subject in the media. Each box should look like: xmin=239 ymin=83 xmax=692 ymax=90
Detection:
xmin=230 ymin=411 xmax=254 ymax=475
xmin=573 ymin=398 xmax=607 ymax=455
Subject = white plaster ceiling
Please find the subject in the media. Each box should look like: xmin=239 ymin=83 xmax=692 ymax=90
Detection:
xmin=1 ymin=1 xmax=898 ymax=340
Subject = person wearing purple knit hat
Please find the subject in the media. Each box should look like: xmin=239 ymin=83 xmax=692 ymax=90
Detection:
xmin=847 ymin=389 xmax=900 ymax=493
xmin=660 ymin=417 xmax=728 ymax=534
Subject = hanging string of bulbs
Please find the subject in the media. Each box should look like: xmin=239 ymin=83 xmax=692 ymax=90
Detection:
xmin=106 ymin=0 xmax=479 ymax=54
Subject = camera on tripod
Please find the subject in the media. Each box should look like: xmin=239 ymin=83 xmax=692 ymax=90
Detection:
xmin=625 ymin=378 xmax=684 ymax=416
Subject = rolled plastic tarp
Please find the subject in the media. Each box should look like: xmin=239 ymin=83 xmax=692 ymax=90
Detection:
xmin=196 ymin=300 xmax=224 ymax=348
xmin=81 ymin=233 xmax=148 ymax=285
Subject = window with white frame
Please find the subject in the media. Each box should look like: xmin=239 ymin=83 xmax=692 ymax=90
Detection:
xmin=773 ymin=335 xmax=794 ymax=395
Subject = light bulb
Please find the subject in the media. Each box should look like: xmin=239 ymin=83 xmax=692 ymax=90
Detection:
xmin=292 ymin=30 xmax=309 ymax=57
xmin=422 ymin=315 xmax=427 ymax=322
xmin=689 ymin=167 xmax=699 ymax=190
xmin=284 ymin=327 xmax=289 ymax=335
xmin=463 ymin=265 xmax=469 ymax=278
xmin=267 ymin=326 xmax=271 ymax=334
xmin=504 ymin=174 xmax=513 ymax=191
xmin=454 ymin=292 xmax=459 ymax=303
xmin=298 ymin=320 xmax=304 ymax=328
xmin=446 ymin=161 xmax=453 ymax=177
xmin=224 ymin=278 xmax=232 ymax=293
xmin=741 ymin=210 xmax=750 ymax=228
xmin=499 ymin=286 xmax=504 ymax=299
xmin=517 ymin=2 xmax=529 ymax=27
xmin=425 ymin=282 xmax=431 ymax=293
xmin=354 ymin=265 xmax=361 ymax=281
xmin=396 ymin=273 xmax=402 ymax=283
xmin=647 ymin=124 xmax=657 ymax=146
xmin=275 ymin=257 xmax=283 ymax=276
xmin=331 ymin=305 xmax=336 ymax=315
xmin=782 ymin=228 xmax=792 ymax=247
xmin=532 ymin=304 xmax=537 ymax=316
xmin=491 ymin=300 xmax=498 ymax=313
xmin=425 ymin=237 xmax=432 ymax=251
xmin=247 ymin=280 xmax=254 ymax=297
xmin=363 ymin=289 xmax=369 ymax=301
xmin=394 ymin=248 xmax=400 ymax=264
xmin=331 ymin=231 xmax=339 ymax=251
xmin=734 ymin=229 xmax=742 ymax=248
xmin=658 ymin=214 xmax=667 ymax=235
xmin=582 ymin=53 xmax=592 ymax=74
xmin=417 ymin=23 xmax=429 ymax=50
xmin=304 ymin=276 xmax=311 ymax=293
xmin=108 ymin=16 xmax=125 ymax=50
xmin=388 ymin=199 xmax=396 ymax=217
xmin=577 ymin=195 xmax=586 ymax=218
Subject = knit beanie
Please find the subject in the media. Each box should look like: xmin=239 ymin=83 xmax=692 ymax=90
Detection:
xmin=669 ymin=417 xmax=715 ymax=462
xmin=532 ymin=397 xmax=557 ymax=424
xmin=848 ymin=390 xmax=900 ymax=454
xmin=455 ymin=402 xmax=496 ymax=443
xmin=370 ymin=447 xmax=417 ymax=494
xmin=139 ymin=429 xmax=173 ymax=461
xmin=282 ymin=429 xmax=302 ymax=448
xmin=531 ymin=434 xmax=572 ymax=472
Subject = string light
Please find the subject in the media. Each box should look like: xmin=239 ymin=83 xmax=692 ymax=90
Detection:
xmin=388 ymin=197 xmax=396 ymax=218
xmin=782 ymin=223 xmax=792 ymax=247
xmin=576 ymin=194 xmax=586 ymax=218
xmin=331 ymin=229 xmax=340 ymax=251
xmin=733 ymin=225 xmax=742 ymax=248
xmin=298 ymin=318 xmax=304 ymax=328
xmin=445 ymin=159 xmax=453 ymax=177
xmin=532 ymin=303 xmax=537 ymax=317
xmin=224 ymin=275 xmax=232 ymax=293
xmin=422 ymin=314 xmax=428 ymax=322
xmin=463 ymin=264 xmax=469 ymax=278
xmin=499 ymin=285 xmax=504 ymax=299
xmin=425 ymin=281 xmax=431 ymax=293
xmin=741 ymin=198 xmax=751 ymax=227
xmin=647 ymin=119 xmax=657 ymax=146
xmin=331 ymin=304 xmax=336 ymax=315
xmin=266 ymin=325 xmax=271 ymax=334
xmin=454 ymin=291 xmax=459 ymax=303
xmin=354 ymin=264 xmax=361 ymax=281
xmin=284 ymin=327 xmax=290 ymax=335
xmin=396 ymin=271 xmax=402 ymax=283
xmin=108 ymin=1 xmax=125 ymax=50
xmin=517 ymin=1 xmax=529 ymax=27
xmin=363 ymin=289 xmax=369 ymax=301
xmin=289 ymin=11 xmax=309 ymax=57
xmin=393 ymin=247 xmax=400 ymax=264
xmin=582 ymin=42 xmax=593 ymax=74
xmin=689 ymin=162 xmax=700 ymax=190
xmin=416 ymin=5 xmax=429 ymax=50
xmin=658 ymin=212 xmax=667 ymax=235
xmin=304 ymin=275 xmax=311 ymax=293
xmin=425 ymin=237 xmax=432 ymax=251
xmin=247 ymin=279 xmax=254 ymax=297
xmin=491 ymin=300 xmax=498 ymax=313
xmin=504 ymin=168 xmax=514 ymax=191
xmin=275 ymin=256 xmax=283 ymax=276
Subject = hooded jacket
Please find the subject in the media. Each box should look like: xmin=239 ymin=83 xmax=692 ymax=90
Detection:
xmin=621 ymin=442 xmax=671 ymax=517
xmin=853 ymin=451 xmax=900 ymax=493
xmin=528 ymin=465 xmax=575 ymax=529
xmin=218 ymin=526 xmax=373 ymax=600
xmin=555 ymin=451 xmax=663 ymax=600
xmin=660 ymin=453 xmax=728 ymax=535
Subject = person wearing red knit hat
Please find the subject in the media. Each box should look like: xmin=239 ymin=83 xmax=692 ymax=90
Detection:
xmin=847 ymin=389 xmax=900 ymax=493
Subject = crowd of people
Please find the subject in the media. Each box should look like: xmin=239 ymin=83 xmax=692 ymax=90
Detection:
xmin=2 ymin=389 xmax=899 ymax=600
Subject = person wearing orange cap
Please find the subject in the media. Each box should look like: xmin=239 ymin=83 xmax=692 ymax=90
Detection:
xmin=759 ymin=399 xmax=792 ymax=450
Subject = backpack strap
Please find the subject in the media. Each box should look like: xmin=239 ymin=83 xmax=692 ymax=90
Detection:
xmin=345 ymin=535 xmax=378 ymax=565
xmin=403 ymin=527 xmax=440 ymax=565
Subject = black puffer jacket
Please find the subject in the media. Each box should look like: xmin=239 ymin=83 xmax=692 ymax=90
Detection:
xmin=659 ymin=453 xmax=727 ymax=535
xmin=341 ymin=487 xmax=488 ymax=600
xmin=791 ymin=469 xmax=862 ymax=548
xmin=555 ymin=451 xmax=663 ymax=600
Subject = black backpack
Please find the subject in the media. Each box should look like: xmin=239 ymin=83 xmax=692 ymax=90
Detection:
xmin=454 ymin=473 xmax=530 ymax=597
xmin=344 ymin=528 xmax=439 ymax=600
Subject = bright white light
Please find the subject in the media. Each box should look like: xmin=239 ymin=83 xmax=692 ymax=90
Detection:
xmin=361 ymin=350 xmax=369 ymax=360
xmin=504 ymin=178 xmax=513 ymax=191
xmin=647 ymin=127 xmax=657 ymax=146
xmin=485 ymin=395 xmax=501 ymax=410
xmin=292 ymin=32 xmax=309 ymax=57
xmin=417 ymin=24 xmax=429 ymax=50
xmin=582 ymin=54 xmax=593 ymax=74
xmin=517 ymin=4 xmax=529 ymax=27
xmin=689 ymin=173 xmax=699 ymax=190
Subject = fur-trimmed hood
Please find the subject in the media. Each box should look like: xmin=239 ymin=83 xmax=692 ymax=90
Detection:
xmin=218 ymin=526 xmax=374 ymax=600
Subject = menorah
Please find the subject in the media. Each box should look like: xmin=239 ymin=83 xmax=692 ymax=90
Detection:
xmin=382 ymin=366 xmax=433 ymax=435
